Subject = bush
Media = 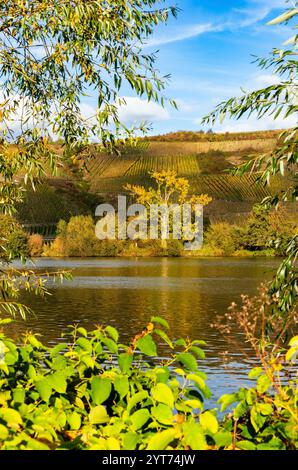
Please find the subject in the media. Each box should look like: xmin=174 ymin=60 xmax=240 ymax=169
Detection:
xmin=28 ymin=234 xmax=44 ymax=257
xmin=204 ymin=222 xmax=239 ymax=256
xmin=0 ymin=215 xmax=28 ymax=261
xmin=165 ymin=240 xmax=182 ymax=257
xmin=186 ymin=245 xmax=225 ymax=257
xmin=45 ymin=216 xmax=119 ymax=257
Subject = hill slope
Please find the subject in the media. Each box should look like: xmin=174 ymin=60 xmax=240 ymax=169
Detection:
xmin=15 ymin=131 xmax=291 ymax=227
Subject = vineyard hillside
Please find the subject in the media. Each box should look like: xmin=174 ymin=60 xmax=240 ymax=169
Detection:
xmin=14 ymin=131 xmax=294 ymax=228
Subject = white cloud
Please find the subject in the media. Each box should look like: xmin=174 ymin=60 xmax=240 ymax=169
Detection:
xmin=175 ymin=99 xmax=199 ymax=113
xmin=252 ymin=74 xmax=281 ymax=87
xmin=213 ymin=112 xmax=297 ymax=133
xmin=117 ymin=97 xmax=170 ymax=124
xmin=144 ymin=0 xmax=287 ymax=48
xmin=144 ymin=23 xmax=220 ymax=48
xmin=231 ymin=0 xmax=286 ymax=29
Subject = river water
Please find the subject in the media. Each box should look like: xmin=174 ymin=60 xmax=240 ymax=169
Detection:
xmin=8 ymin=257 xmax=280 ymax=404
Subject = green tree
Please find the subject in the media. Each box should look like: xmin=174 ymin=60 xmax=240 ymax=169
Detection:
xmin=0 ymin=215 xmax=28 ymax=262
xmin=203 ymin=0 xmax=298 ymax=323
xmin=242 ymin=205 xmax=271 ymax=251
xmin=0 ymin=0 xmax=177 ymax=317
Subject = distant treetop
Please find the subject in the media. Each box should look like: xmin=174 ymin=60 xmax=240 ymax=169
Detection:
xmin=142 ymin=129 xmax=281 ymax=143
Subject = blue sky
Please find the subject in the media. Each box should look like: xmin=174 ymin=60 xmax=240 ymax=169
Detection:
xmin=83 ymin=0 xmax=295 ymax=135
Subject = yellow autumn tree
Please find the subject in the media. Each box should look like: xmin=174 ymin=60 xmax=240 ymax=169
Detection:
xmin=125 ymin=171 xmax=212 ymax=248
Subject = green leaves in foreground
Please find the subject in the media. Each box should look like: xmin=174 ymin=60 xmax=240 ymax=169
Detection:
xmin=0 ymin=317 xmax=297 ymax=450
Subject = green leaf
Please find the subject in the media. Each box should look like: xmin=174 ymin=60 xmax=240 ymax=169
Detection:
xmin=199 ymin=411 xmax=218 ymax=434
xmin=151 ymin=316 xmax=169 ymax=329
xmin=0 ymin=408 xmax=23 ymax=427
xmin=177 ymin=353 xmax=198 ymax=371
xmin=185 ymin=399 xmax=203 ymax=411
xmin=147 ymin=428 xmax=177 ymax=450
xmin=0 ymin=424 xmax=8 ymax=440
xmin=35 ymin=378 xmax=52 ymax=402
xmin=248 ymin=367 xmax=263 ymax=379
xmin=289 ymin=335 xmax=298 ymax=347
xmin=257 ymin=375 xmax=271 ymax=394
xmin=258 ymin=403 xmax=273 ymax=416
xmin=26 ymin=438 xmax=50 ymax=450
xmin=77 ymin=327 xmax=88 ymax=337
xmin=27 ymin=365 xmax=36 ymax=380
xmin=68 ymin=412 xmax=81 ymax=430
xmin=50 ymin=373 xmax=67 ymax=393
xmin=102 ymin=337 xmax=118 ymax=354
xmin=286 ymin=346 xmax=298 ymax=362
xmin=218 ymin=393 xmax=238 ymax=412
xmin=237 ymin=440 xmax=256 ymax=450
xmin=214 ymin=431 xmax=233 ymax=448
xmin=91 ymin=377 xmax=112 ymax=405
xmin=155 ymin=367 xmax=170 ymax=384
xmin=246 ymin=389 xmax=257 ymax=406
xmin=151 ymin=383 xmax=174 ymax=408
xmin=154 ymin=329 xmax=173 ymax=348
xmin=27 ymin=335 xmax=43 ymax=349
xmin=114 ymin=376 xmax=129 ymax=399
xmin=234 ymin=401 xmax=248 ymax=419
xmin=13 ymin=388 xmax=25 ymax=404
xmin=187 ymin=374 xmax=211 ymax=399
xmin=0 ymin=318 xmax=13 ymax=325
xmin=122 ymin=432 xmax=139 ymax=450
xmin=127 ymin=391 xmax=149 ymax=415
xmin=151 ymin=404 xmax=173 ymax=425
xmin=137 ymin=335 xmax=157 ymax=356
xmin=130 ymin=409 xmax=150 ymax=431
xmin=183 ymin=422 xmax=207 ymax=450
xmin=89 ymin=406 xmax=109 ymax=424
xmin=81 ymin=355 xmax=95 ymax=369
xmin=118 ymin=353 xmax=133 ymax=373
xmin=250 ymin=404 xmax=267 ymax=432
xmin=257 ymin=438 xmax=284 ymax=450
xmin=76 ymin=337 xmax=92 ymax=353
xmin=189 ymin=346 xmax=205 ymax=359
xmin=192 ymin=340 xmax=207 ymax=346
xmin=105 ymin=326 xmax=119 ymax=343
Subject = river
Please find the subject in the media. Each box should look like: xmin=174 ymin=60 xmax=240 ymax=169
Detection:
xmin=8 ymin=257 xmax=280 ymax=405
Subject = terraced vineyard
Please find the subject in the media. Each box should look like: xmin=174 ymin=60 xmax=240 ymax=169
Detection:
xmin=124 ymin=154 xmax=200 ymax=176
xmin=15 ymin=135 xmax=288 ymax=229
xmin=84 ymin=142 xmax=287 ymax=203
xmin=85 ymin=137 xmax=276 ymax=184
xmin=91 ymin=173 xmax=288 ymax=202
xmin=16 ymin=181 xmax=96 ymax=229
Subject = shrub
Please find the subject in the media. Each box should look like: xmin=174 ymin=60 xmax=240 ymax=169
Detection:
xmin=233 ymin=249 xmax=275 ymax=257
xmin=0 ymin=316 xmax=296 ymax=450
xmin=94 ymin=240 xmax=119 ymax=257
xmin=0 ymin=317 xmax=213 ymax=450
xmin=0 ymin=215 xmax=28 ymax=261
xmin=28 ymin=234 xmax=44 ymax=257
xmin=45 ymin=216 xmax=120 ymax=257
xmin=239 ymin=205 xmax=271 ymax=251
xmin=186 ymin=246 xmax=225 ymax=257
xmin=165 ymin=240 xmax=183 ymax=257
xmin=204 ymin=222 xmax=239 ymax=256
